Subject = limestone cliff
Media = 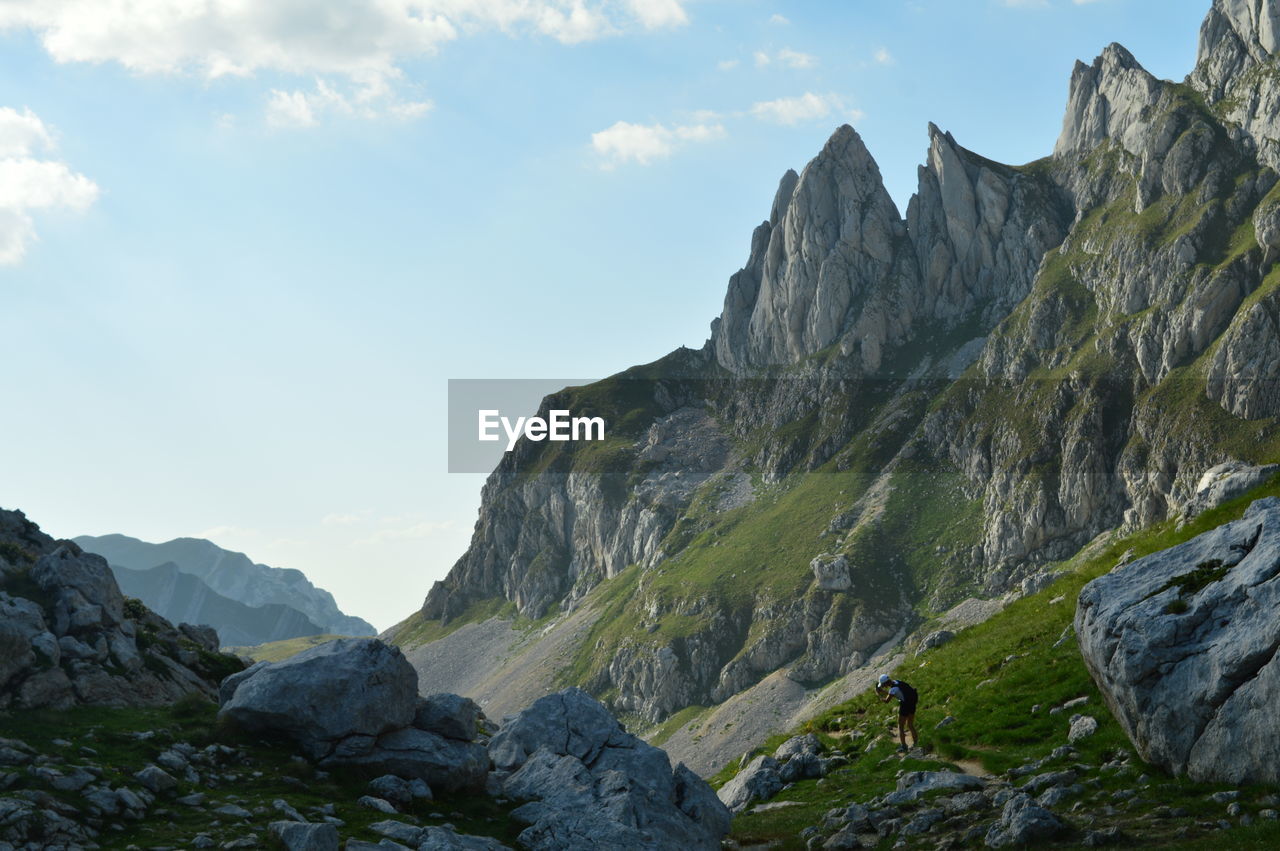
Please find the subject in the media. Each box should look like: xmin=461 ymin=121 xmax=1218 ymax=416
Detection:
xmin=396 ymin=0 xmax=1280 ymax=731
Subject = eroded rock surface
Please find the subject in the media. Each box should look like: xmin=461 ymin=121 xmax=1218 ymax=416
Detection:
xmin=1076 ymin=497 xmax=1280 ymax=783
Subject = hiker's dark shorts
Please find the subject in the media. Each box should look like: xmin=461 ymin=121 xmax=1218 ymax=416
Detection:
xmin=900 ymin=697 xmax=917 ymax=718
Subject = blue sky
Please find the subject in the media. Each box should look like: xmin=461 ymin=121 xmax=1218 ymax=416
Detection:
xmin=0 ymin=0 xmax=1209 ymax=631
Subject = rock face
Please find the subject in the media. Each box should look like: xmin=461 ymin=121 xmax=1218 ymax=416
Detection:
xmin=488 ymin=688 xmax=731 ymax=850
xmin=76 ymin=533 xmax=376 ymax=639
xmin=396 ymin=0 xmax=1280 ymax=742
xmin=0 ymin=507 xmax=242 ymax=710
xmin=219 ymin=639 xmax=418 ymax=757
xmin=218 ymin=638 xmax=489 ymax=792
xmin=1076 ymin=497 xmax=1280 ymax=783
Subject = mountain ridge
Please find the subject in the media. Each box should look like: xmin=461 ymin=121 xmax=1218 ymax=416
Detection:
xmin=391 ymin=0 xmax=1280 ymax=771
xmin=75 ymin=532 xmax=375 ymax=640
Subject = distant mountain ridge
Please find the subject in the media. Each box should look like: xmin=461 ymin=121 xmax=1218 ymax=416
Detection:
xmin=112 ymin=562 xmax=325 ymax=647
xmin=75 ymin=534 xmax=375 ymax=642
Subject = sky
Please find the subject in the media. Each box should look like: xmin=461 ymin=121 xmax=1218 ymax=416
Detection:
xmin=0 ymin=0 xmax=1212 ymax=632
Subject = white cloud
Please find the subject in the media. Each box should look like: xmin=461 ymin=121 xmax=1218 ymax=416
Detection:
xmin=626 ymin=0 xmax=688 ymax=29
xmin=266 ymin=78 xmax=432 ymax=128
xmin=750 ymin=92 xmax=847 ymax=125
xmin=874 ymin=47 xmax=894 ymax=65
xmin=0 ymin=106 xmax=98 ymax=265
xmin=776 ymin=48 xmax=816 ymax=69
xmin=768 ymin=13 xmax=790 ymax=25
xmin=0 ymin=1 xmax=690 ymax=126
xmin=717 ymin=58 xmax=739 ymax=71
xmin=1002 ymin=0 xmax=1048 ymax=7
xmin=754 ymin=47 xmax=817 ymax=70
xmin=591 ymin=119 xmax=725 ymax=168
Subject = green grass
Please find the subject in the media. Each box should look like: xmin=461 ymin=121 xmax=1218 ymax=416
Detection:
xmin=225 ymin=634 xmax=353 ymax=662
xmin=385 ymin=597 xmax=518 ymax=649
xmin=723 ymin=474 xmax=1280 ymax=848
xmin=0 ymin=700 xmax=519 ymax=849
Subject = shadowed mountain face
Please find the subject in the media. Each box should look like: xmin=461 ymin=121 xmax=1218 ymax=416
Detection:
xmin=390 ymin=0 xmax=1280 ymax=744
xmin=75 ymin=534 xmax=375 ymax=642
xmin=112 ymin=562 xmax=325 ymax=648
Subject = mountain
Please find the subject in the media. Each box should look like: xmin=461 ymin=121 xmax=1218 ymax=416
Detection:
xmin=112 ymin=561 xmax=326 ymax=648
xmin=75 ymin=533 xmax=376 ymax=640
xmin=387 ymin=0 xmax=1280 ymax=771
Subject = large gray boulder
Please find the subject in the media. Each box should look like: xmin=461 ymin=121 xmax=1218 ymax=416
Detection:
xmin=218 ymin=639 xmax=417 ymax=758
xmin=320 ymin=726 xmax=488 ymax=793
xmin=716 ymin=755 xmax=783 ymax=813
xmin=414 ymin=693 xmax=484 ymax=741
xmin=1181 ymin=461 xmax=1280 ymax=519
xmin=1076 ymin=497 xmax=1280 ymax=783
xmin=488 ymin=688 xmax=730 ymax=850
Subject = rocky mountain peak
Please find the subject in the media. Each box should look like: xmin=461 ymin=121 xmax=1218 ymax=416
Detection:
xmin=710 ymin=123 xmax=906 ymax=371
xmin=1193 ymin=0 xmax=1280 ymax=99
xmin=1055 ymin=41 xmax=1162 ymax=158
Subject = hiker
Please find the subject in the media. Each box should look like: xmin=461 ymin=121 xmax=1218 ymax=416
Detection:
xmin=876 ymin=674 xmax=918 ymax=752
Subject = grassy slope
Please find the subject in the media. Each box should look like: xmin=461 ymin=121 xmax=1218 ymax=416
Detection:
xmin=0 ymin=698 xmax=518 ymax=849
xmin=226 ymin=634 xmax=353 ymax=663
xmin=721 ymin=476 xmax=1280 ymax=849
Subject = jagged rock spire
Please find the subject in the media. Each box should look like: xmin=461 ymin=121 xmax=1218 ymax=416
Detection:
xmin=1054 ymin=43 xmax=1162 ymax=157
xmin=1192 ymin=0 xmax=1280 ymax=99
xmin=710 ymin=125 xmax=906 ymax=371
xmin=710 ymin=122 xmax=1069 ymax=373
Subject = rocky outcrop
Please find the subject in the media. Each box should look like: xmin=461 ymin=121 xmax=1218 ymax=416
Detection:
xmin=1076 ymin=497 xmax=1280 ymax=783
xmin=76 ymin=533 xmax=375 ymax=638
xmin=0 ymin=507 xmax=242 ymax=710
xmin=488 ymin=687 xmax=731 ymax=850
xmin=1191 ymin=0 xmax=1280 ymax=170
xmin=218 ymin=638 xmax=490 ymax=793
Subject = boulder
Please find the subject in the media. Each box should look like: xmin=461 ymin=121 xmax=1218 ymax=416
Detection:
xmin=489 ymin=688 xmax=729 ymax=850
xmin=773 ymin=733 xmax=822 ymax=761
xmin=219 ymin=660 xmax=269 ymax=706
xmin=915 ymin=629 xmax=955 ymax=655
xmin=179 ymin=623 xmax=221 ymax=653
xmin=1076 ymin=498 xmax=1280 ymax=783
xmin=1068 ymin=714 xmax=1098 ymax=743
xmin=218 ymin=639 xmax=417 ymax=759
xmin=716 ymin=755 xmax=783 ymax=813
xmin=414 ymin=693 xmax=484 ymax=741
xmin=30 ymin=545 xmax=125 ymax=632
xmin=368 ymin=775 xmax=431 ymax=806
xmin=321 ymin=727 xmax=488 ymax=793
xmin=984 ymin=793 xmax=1065 ymax=847
xmin=269 ymin=821 xmax=339 ymax=851
xmin=884 ymin=771 xmax=985 ymax=805
xmin=1182 ymin=462 xmax=1280 ymax=520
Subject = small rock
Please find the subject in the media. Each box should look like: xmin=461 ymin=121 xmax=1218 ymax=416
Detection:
xmin=134 ymin=765 xmax=178 ymax=795
xmin=1068 ymin=714 xmax=1099 ymax=743
xmin=369 ymin=820 xmax=424 ymax=845
xmin=214 ymin=803 xmax=253 ymax=819
xmin=268 ymin=821 xmax=339 ymax=851
xmin=358 ymin=795 xmax=399 ymax=815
